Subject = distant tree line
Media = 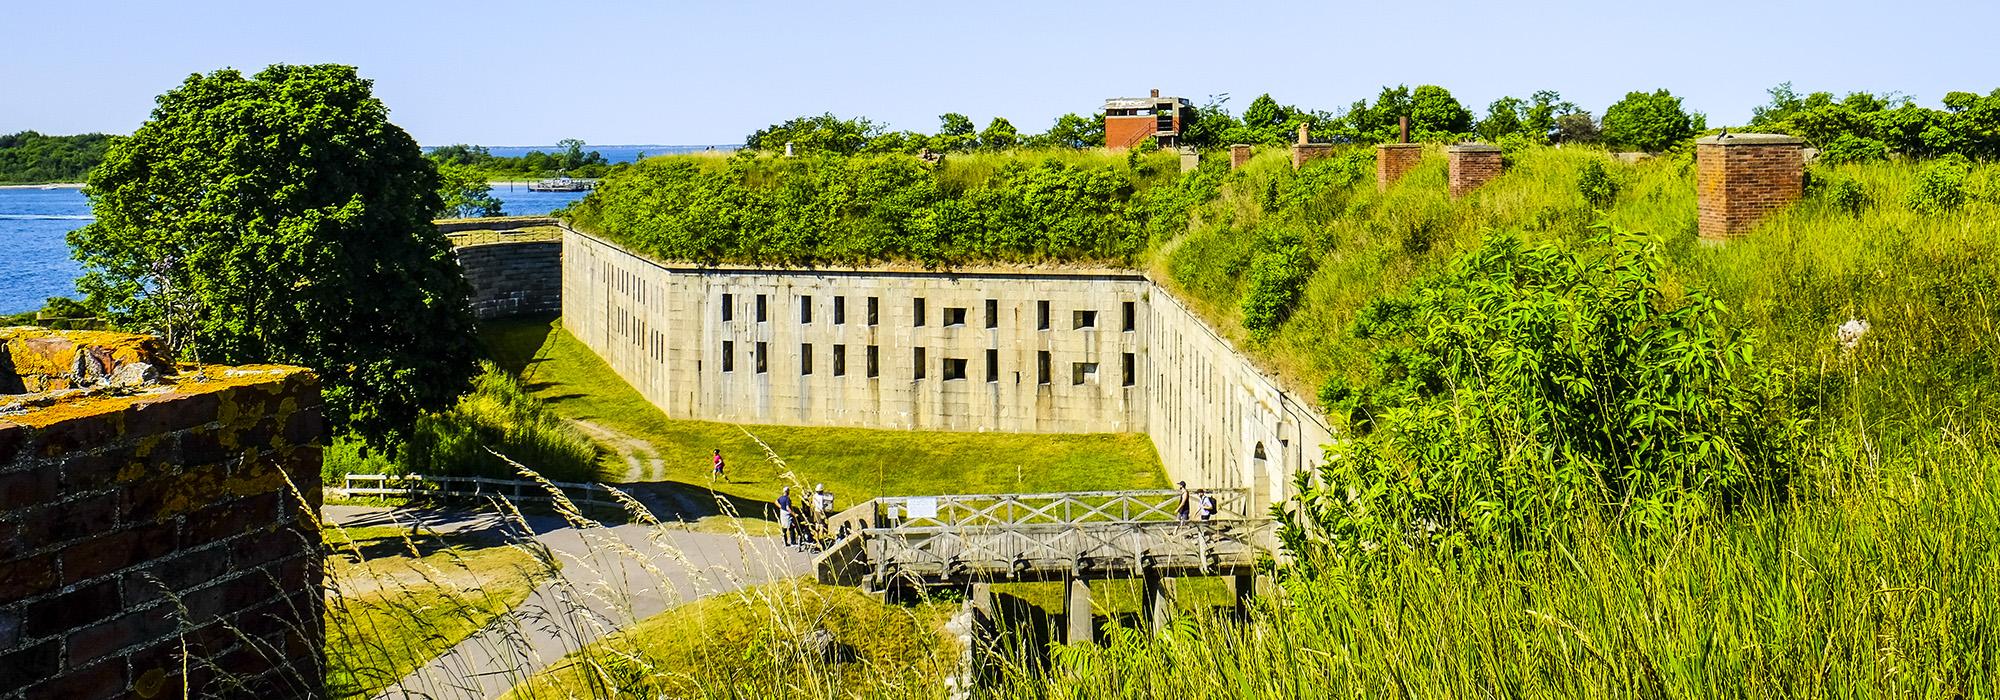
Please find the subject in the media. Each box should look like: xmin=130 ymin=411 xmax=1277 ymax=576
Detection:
xmin=0 ymin=131 xmax=116 ymax=184
xmin=740 ymin=86 xmax=1721 ymax=155
xmin=1749 ymin=83 xmax=2000 ymax=164
xmin=427 ymin=138 xmax=614 ymax=179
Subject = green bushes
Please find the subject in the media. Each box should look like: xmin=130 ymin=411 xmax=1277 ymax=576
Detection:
xmin=1239 ymin=232 xmax=1314 ymax=342
xmin=1576 ymin=158 xmax=1619 ymax=207
xmin=1288 ymin=227 xmax=1804 ymax=556
xmin=327 ymin=362 xmax=601 ymax=483
xmin=1908 ymin=155 xmax=1973 ymax=213
xmin=566 ymin=150 xmax=1192 ymax=267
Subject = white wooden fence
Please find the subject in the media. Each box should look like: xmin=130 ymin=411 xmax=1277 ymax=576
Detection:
xmin=336 ymin=473 xmax=620 ymax=510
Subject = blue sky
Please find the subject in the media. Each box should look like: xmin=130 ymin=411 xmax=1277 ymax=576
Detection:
xmin=3 ymin=0 xmax=1995 ymax=146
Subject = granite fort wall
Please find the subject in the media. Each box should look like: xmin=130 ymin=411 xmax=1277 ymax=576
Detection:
xmin=456 ymin=240 xmax=563 ymax=319
xmin=0 ymin=332 xmax=322 ymax=699
xmin=563 ymin=229 xmax=1335 ymax=504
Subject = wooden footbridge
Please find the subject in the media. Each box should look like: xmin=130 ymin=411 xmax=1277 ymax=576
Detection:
xmin=814 ymin=488 xmax=1271 ymax=641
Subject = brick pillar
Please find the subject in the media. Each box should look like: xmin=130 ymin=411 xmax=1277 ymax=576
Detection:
xmin=1696 ymin=133 xmax=1805 ymax=240
xmin=1377 ymin=143 xmax=1423 ymax=191
xmin=1447 ymin=143 xmax=1504 ymax=199
xmin=1229 ymin=144 xmax=1252 ymax=170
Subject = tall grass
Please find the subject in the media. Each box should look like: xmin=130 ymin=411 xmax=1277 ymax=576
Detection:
xmin=324 ymin=361 xmax=602 ymax=483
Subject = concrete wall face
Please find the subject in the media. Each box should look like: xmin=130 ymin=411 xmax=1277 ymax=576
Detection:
xmin=565 ymin=230 xmax=1336 ymax=504
xmin=456 ymin=240 xmax=563 ymax=319
xmin=1697 ymin=135 xmax=1805 ymax=239
xmin=0 ymin=360 xmax=323 ymax=699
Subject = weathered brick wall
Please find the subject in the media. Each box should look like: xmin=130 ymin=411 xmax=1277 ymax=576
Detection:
xmin=1696 ymin=134 xmax=1805 ymax=239
xmin=1291 ymin=144 xmax=1335 ymax=169
xmin=455 ymin=240 xmax=563 ymax=319
xmin=1229 ymin=145 xmax=1252 ymax=170
xmin=1104 ymin=116 xmax=1155 ymax=151
xmin=1448 ymin=144 xmax=1504 ymax=199
xmin=0 ymin=361 xmax=322 ymax=699
xmin=1377 ymin=144 xmax=1423 ymax=191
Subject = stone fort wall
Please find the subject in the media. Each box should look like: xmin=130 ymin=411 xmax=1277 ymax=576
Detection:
xmin=456 ymin=240 xmax=563 ymax=320
xmin=0 ymin=330 xmax=322 ymax=699
xmin=563 ymin=228 xmax=1335 ymax=505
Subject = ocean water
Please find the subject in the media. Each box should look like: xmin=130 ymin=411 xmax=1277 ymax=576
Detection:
xmin=0 ymin=186 xmax=593 ymax=315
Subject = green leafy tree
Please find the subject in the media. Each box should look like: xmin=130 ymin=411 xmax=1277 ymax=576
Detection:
xmin=436 ymin=163 xmax=504 ymax=218
xmin=934 ymin=113 xmax=978 ymax=152
xmin=71 ymin=64 xmax=480 ymax=445
xmin=745 ymin=113 xmax=880 ymax=155
xmin=1344 ymin=85 xmax=1472 ymax=142
xmin=1477 ymin=96 xmax=1526 ymax=142
xmin=1179 ymin=95 xmax=1244 ymax=149
xmin=1522 ymin=90 xmax=1575 ymax=142
xmin=1030 ymin=113 xmax=1103 ymax=149
xmin=979 ymin=117 xmax=1019 ymax=150
xmin=1602 ymin=89 xmax=1705 ymax=152
xmin=1556 ymin=110 xmax=1600 ymax=143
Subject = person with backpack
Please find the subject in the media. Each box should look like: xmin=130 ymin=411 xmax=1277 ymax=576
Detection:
xmin=1196 ymin=489 xmax=1217 ymax=521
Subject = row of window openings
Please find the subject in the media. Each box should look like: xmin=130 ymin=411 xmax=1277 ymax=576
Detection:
xmin=719 ymin=294 xmax=1138 ymax=332
xmin=717 ymin=341 xmax=1135 ymax=386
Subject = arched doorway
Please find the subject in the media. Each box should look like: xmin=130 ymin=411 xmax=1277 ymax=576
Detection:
xmin=1250 ymin=442 xmax=1269 ymax=510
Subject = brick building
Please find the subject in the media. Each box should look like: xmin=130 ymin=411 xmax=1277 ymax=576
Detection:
xmin=1103 ymin=89 xmax=1195 ymax=150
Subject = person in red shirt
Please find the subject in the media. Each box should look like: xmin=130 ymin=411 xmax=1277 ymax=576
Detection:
xmin=711 ymin=448 xmax=726 ymax=482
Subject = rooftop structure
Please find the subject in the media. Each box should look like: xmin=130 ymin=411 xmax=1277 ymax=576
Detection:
xmin=1103 ymin=88 xmax=1196 ymax=150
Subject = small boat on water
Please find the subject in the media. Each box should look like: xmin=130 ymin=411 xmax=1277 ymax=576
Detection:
xmin=526 ymin=177 xmax=593 ymax=193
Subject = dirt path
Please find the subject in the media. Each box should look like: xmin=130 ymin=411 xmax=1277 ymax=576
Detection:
xmin=569 ymin=418 xmax=664 ymax=482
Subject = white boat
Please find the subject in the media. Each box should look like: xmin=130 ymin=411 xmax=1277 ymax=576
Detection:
xmin=527 ymin=177 xmax=592 ymax=193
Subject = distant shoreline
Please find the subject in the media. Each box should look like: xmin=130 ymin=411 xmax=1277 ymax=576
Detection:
xmin=0 ymin=183 xmax=84 ymax=190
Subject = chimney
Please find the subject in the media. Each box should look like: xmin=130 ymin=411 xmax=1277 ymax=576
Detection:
xmin=1447 ymin=143 xmax=1504 ymax=199
xmin=1230 ymin=144 xmax=1253 ymax=170
xmin=1296 ymin=122 xmax=1311 ymax=146
xmin=1399 ymin=116 xmax=1410 ymax=144
xmin=1150 ymin=88 xmax=1160 ymax=98
xmin=1697 ymin=133 xmax=1806 ymax=240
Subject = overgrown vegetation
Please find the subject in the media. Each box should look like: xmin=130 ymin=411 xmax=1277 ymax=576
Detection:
xmin=428 ymin=139 xmax=615 ymax=179
xmin=325 ymin=362 xmax=602 ymax=483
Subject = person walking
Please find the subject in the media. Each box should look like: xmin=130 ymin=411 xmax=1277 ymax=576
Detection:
xmin=1196 ymin=489 xmax=1217 ymax=521
xmin=776 ymin=487 xmax=796 ymax=549
xmin=812 ymin=483 xmax=836 ymax=548
xmin=1174 ymin=481 xmax=1191 ymax=522
xmin=711 ymin=448 xmax=726 ymax=482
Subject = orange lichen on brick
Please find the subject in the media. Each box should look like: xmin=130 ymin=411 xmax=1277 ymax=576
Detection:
xmin=2 ymin=326 xmax=175 ymax=392
xmin=5 ymin=365 xmax=310 ymax=429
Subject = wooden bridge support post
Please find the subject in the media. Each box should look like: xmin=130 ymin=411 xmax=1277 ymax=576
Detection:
xmin=1231 ymin=574 xmax=1257 ymax=621
xmin=1142 ymin=571 xmax=1178 ymax=633
xmin=1064 ymin=575 xmax=1094 ymax=645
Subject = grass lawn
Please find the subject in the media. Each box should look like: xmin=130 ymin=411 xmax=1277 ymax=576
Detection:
xmin=498 ymin=578 xmax=960 ymax=700
xmin=479 ymin=316 xmax=1168 ymax=509
xmin=324 ymin=524 xmax=552 ymax=699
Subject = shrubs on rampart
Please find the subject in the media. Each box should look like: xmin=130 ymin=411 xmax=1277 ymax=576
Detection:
xmin=1288 ymin=227 xmax=1805 ymax=556
xmin=566 ymin=150 xmax=1203 ymax=267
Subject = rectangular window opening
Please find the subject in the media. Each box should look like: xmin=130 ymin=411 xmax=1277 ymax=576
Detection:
xmin=1037 ymin=301 xmax=1051 ymax=330
xmin=914 ymin=347 xmax=927 ymax=380
xmin=1072 ymin=362 xmax=1098 ymax=385
xmin=943 ymin=357 xmax=968 ymax=381
xmin=866 ymin=345 xmax=880 ymax=378
xmin=914 ymin=298 xmax=927 ymax=327
xmin=1123 ymin=301 xmax=1136 ymax=332
xmin=986 ymin=348 xmax=999 ymax=383
xmin=1074 ymin=310 xmax=1097 ymax=330
xmin=756 ymin=342 xmax=769 ymax=374
xmin=868 ymin=297 xmax=880 ymax=326
xmin=985 ymin=299 xmax=999 ymax=329
xmin=800 ymin=295 xmax=813 ymax=324
xmin=1037 ymin=350 xmax=1051 ymax=385
xmin=1122 ymin=353 xmax=1136 ymax=386
xmin=801 ymin=343 xmax=814 ymax=375
xmin=834 ymin=297 xmax=847 ymax=325
xmin=943 ymin=307 xmax=967 ymax=327
xmin=721 ymin=341 xmax=735 ymax=372
xmin=722 ymin=293 xmax=734 ymax=322
xmin=833 ymin=344 xmax=847 ymax=376
xmin=756 ymin=294 xmax=768 ymax=323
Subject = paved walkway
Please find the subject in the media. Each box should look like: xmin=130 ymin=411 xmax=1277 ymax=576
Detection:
xmin=326 ymin=504 xmax=813 ymax=699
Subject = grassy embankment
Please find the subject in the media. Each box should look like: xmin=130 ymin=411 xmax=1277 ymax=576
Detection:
xmin=522 ymin=145 xmax=2000 ymax=696
xmin=323 ymin=523 xmax=552 ymax=699
xmin=480 ymin=317 xmax=1167 ymax=508
xmin=498 ymin=579 xmax=960 ymax=700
